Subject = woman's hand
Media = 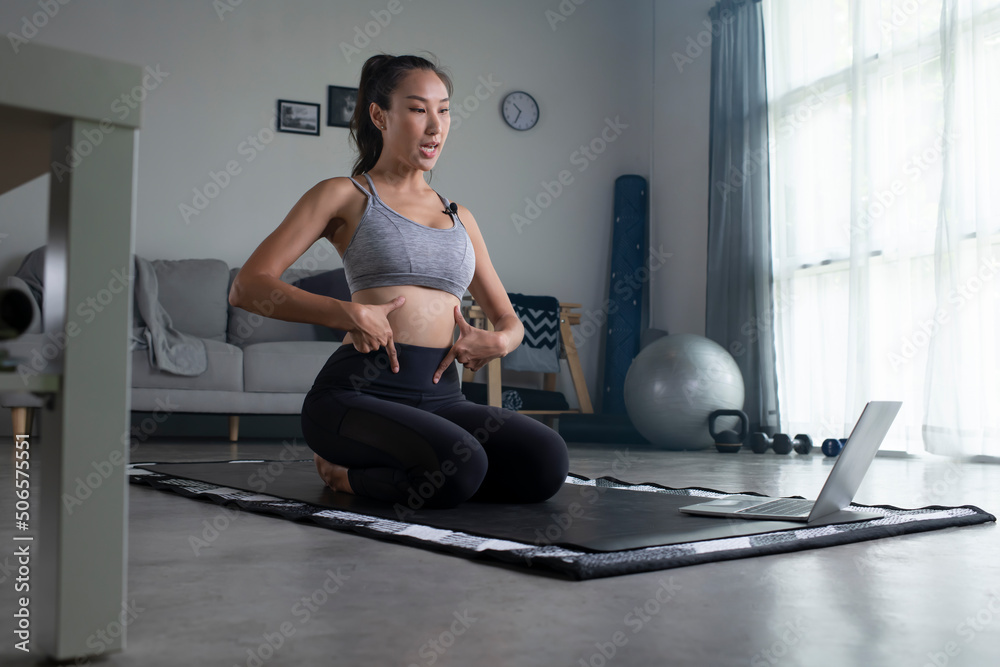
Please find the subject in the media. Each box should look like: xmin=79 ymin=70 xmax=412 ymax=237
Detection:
xmin=433 ymin=305 xmax=507 ymax=383
xmin=345 ymin=296 xmax=406 ymax=371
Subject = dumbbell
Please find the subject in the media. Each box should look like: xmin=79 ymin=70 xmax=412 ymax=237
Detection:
xmin=754 ymin=432 xmax=845 ymax=457
xmin=771 ymin=436 xmax=846 ymax=456
xmin=755 ymin=433 xmax=807 ymax=454
xmin=773 ymin=433 xmax=813 ymax=455
xmin=821 ymin=438 xmax=848 ymax=457
xmin=749 ymin=432 xmax=773 ymax=454
xmin=751 ymin=432 xmax=798 ymax=454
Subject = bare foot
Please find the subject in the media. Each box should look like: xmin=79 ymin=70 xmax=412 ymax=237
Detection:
xmin=314 ymin=453 xmax=354 ymax=494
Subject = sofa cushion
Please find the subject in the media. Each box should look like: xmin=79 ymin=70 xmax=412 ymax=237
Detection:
xmin=292 ymin=268 xmax=353 ymax=304
xmin=243 ymin=340 xmax=341 ymax=393
xmin=0 ymin=332 xmax=57 ymax=380
xmin=132 ymin=337 xmax=242 ymax=391
xmin=153 ymin=258 xmax=230 ymax=342
xmin=227 ymin=268 xmax=349 ymax=347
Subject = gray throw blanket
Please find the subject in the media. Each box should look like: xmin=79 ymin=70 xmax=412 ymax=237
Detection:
xmin=14 ymin=246 xmax=207 ymax=376
xmin=500 ymin=293 xmax=561 ymax=373
xmin=12 ymin=245 xmax=45 ymax=310
xmin=130 ymin=255 xmax=207 ymax=375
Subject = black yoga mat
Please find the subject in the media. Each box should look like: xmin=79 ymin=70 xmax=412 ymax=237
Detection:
xmin=128 ymin=460 xmax=995 ymax=580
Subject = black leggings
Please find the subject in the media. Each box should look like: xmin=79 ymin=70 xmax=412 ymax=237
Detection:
xmin=301 ymin=341 xmax=570 ymax=510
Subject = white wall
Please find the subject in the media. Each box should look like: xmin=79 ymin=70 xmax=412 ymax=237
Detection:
xmin=1 ymin=0 xmax=716 ymax=422
xmin=651 ymin=0 xmax=716 ymax=337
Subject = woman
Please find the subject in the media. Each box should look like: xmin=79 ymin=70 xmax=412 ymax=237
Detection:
xmin=231 ymin=53 xmax=569 ymax=511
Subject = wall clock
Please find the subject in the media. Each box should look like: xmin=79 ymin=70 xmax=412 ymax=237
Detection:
xmin=501 ymin=91 xmax=539 ymax=131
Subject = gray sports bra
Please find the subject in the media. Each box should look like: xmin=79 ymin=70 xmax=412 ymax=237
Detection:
xmin=342 ymin=172 xmax=476 ymax=300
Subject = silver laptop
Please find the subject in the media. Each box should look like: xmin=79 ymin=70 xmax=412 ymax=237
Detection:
xmin=679 ymin=401 xmax=902 ymax=522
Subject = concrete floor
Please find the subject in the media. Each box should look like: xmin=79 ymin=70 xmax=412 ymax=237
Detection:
xmin=1 ymin=436 xmax=999 ymax=667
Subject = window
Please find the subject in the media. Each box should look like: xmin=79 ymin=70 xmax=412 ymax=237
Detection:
xmin=762 ymin=0 xmax=1000 ymax=455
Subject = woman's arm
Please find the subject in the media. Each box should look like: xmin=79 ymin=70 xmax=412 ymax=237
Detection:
xmin=229 ymin=178 xmax=356 ymax=330
xmin=456 ymin=204 xmax=524 ymax=355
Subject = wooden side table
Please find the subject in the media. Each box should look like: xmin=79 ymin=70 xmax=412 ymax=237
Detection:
xmin=462 ymin=300 xmax=593 ymax=428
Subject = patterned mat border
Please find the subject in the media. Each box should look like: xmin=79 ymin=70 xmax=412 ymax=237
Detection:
xmin=127 ymin=460 xmax=996 ymax=581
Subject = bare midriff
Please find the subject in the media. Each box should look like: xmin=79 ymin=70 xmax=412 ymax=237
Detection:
xmin=326 ymin=178 xmax=463 ymax=350
xmin=340 ymin=285 xmax=460 ymax=349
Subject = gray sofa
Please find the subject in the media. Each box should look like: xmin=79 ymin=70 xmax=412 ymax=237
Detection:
xmin=1 ymin=255 xmax=362 ymax=442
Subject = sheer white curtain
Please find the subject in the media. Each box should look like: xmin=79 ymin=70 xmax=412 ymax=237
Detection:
xmin=762 ymin=0 xmax=1000 ymax=456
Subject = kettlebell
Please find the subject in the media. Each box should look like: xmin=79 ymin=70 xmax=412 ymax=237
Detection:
xmin=709 ymin=409 xmax=750 ymax=453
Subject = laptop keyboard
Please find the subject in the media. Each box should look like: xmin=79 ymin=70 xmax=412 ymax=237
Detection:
xmin=736 ymin=498 xmax=814 ymax=516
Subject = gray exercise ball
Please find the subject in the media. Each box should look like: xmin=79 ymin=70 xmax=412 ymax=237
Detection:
xmin=624 ymin=333 xmax=745 ymax=450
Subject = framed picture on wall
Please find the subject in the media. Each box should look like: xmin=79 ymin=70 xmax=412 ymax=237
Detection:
xmin=277 ymin=99 xmax=320 ymax=135
xmin=327 ymin=85 xmax=358 ymax=128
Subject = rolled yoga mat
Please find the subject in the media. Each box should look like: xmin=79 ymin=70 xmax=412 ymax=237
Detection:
xmin=601 ymin=174 xmax=648 ymax=415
